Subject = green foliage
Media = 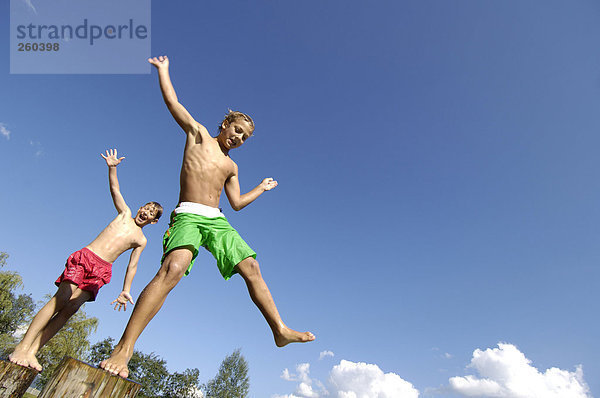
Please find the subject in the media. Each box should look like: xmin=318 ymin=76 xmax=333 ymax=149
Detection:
xmin=0 ymin=252 xmax=8 ymax=267
xmin=164 ymin=368 xmax=202 ymax=398
xmin=89 ymin=338 xmax=202 ymax=398
xmin=129 ymin=350 xmax=170 ymax=397
xmin=0 ymin=252 xmax=35 ymax=356
xmin=203 ymin=349 xmax=250 ymax=398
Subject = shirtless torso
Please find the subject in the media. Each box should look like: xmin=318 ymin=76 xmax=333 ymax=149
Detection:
xmin=86 ymin=210 xmax=147 ymax=263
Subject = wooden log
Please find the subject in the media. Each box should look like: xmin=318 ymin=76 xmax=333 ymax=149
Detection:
xmin=0 ymin=359 xmax=38 ymax=398
xmin=38 ymin=357 xmax=141 ymax=398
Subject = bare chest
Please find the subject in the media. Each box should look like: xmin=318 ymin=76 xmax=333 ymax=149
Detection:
xmin=183 ymin=141 xmax=234 ymax=180
xmin=102 ymin=216 xmax=142 ymax=246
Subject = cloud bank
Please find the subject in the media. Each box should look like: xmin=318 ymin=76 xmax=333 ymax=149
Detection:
xmin=275 ymin=360 xmax=419 ymax=398
xmin=275 ymin=343 xmax=590 ymax=398
xmin=449 ymin=343 xmax=591 ymax=398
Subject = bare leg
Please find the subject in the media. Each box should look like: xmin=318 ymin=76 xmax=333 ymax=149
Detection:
xmin=28 ymin=288 xmax=92 ymax=356
xmin=9 ymin=282 xmax=78 ymax=370
xmin=235 ymin=257 xmax=315 ymax=347
xmin=100 ymin=248 xmax=192 ymax=378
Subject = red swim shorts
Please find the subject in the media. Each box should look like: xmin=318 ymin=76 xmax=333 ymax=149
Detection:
xmin=55 ymin=247 xmax=112 ymax=301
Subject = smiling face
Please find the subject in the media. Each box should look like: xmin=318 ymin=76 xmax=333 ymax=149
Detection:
xmin=218 ymin=119 xmax=254 ymax=150
xmin=134 ymin=203 xmax=162 ymax=227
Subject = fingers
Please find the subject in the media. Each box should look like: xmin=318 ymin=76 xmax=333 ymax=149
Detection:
xmin=111 ymin=296 xmax=130 ymax=311
xmin=100 ymin=149 xmax=125 ymax=163
xmin=263 ymin=177 xmax=278 ymax=190
xmin=148 ymin=56 xmax=168 ymax=65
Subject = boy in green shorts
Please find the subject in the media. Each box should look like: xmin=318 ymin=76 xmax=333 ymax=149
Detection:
xmin=100 ymin=55 xmax=315 ymax=378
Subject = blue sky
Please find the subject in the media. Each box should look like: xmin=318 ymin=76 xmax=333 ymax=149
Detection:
xmin=1 ymin=1 xmax=599 ymax=397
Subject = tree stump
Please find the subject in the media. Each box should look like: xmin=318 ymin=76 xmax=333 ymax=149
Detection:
xmin=0 ymin=359 xmax=38 ymax=398
xmin=38 ymin=357 xmax=141 ymax=398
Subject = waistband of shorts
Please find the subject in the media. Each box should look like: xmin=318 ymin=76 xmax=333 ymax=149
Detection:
xmin=174 ymin=202 xmax=225 ymax=218
xmin=81 ymin=247 xmax=113 ymax=266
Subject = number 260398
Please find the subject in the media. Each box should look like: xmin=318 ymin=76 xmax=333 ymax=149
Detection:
xmin=17 ymin=42 xmax=60 ymax=51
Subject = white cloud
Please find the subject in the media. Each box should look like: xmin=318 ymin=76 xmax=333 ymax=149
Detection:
xmin=0 ymin=123 xmax=11 ymax=140
xmin=281 ymin=363 xmax=311 ymax=383
xmin=330 ymin=360 xmax=419 ymax=398
xmin=277 ymin=360 xmax=419 ymax=398
xmin=444 ymin=353 xmax=453 ymax=359
xmin=279 ymin=363 xmax=324 ymax=397
xmin=320 ymin=351 xmax=335 ymax=360
xmin=21 ymin=0 xmax=37 ymax=13
xmin=448 ymin=343 xmax=591 ymax=398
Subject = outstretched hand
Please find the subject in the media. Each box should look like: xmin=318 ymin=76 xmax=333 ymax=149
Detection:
xmin=101 ymin=149 xmax=125 ymax=167
xmin=261 ymin=178 xmax=278 ymax=191
xmin=148 ymin=55 xmax=169 ymax=69
xmin=111 ymin=291 xmax=134 ymax=311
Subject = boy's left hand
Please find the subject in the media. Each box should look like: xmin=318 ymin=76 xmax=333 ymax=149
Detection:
xmin=261 ymin=178 xmax=278 ymax=191
xmin=111 ymin=291 xmax=135 ymax=311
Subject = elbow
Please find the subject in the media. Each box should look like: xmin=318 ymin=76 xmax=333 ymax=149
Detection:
xmin=231 ymin=201 xmax=245 ymax=211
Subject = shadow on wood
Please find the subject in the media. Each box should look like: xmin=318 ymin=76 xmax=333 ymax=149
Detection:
xmin=0 ymin=359 xmax=39 ymax=398
xmin=38 ymin=357 xmax=140 ymax=398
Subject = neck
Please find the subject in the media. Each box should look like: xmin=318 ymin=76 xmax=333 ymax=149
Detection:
xmin=215 ymin=136 xmax=230 ymax=155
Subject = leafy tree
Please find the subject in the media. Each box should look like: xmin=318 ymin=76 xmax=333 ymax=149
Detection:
xmin=203 ymin=349 xmax=249 ymax=398
xmin=129 ymin=350 xmax=170 ymax=398
xmin=0 ymin=252 xmax=35 ymax=356
xmin=164 ymin=368 xmax=203 ymax=398
xmin=89 ymin=338 xmax=202 ymax=398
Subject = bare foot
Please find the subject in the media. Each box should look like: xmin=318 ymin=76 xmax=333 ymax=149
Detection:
xmin=99 ymin=346 xmax=131 ymax=378
xmin=275 ymin=327 xmax=316 ymax=347
xmin=9 ymin=349 xmax=42 ymax=371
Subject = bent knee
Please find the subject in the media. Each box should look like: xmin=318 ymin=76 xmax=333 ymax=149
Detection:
xmin=238 ymin=258 xmax=262 ymax=280
xmin=158 ymin=259 xmax=188 ymax=284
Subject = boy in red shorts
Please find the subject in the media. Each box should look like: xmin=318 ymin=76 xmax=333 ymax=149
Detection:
xmin=9 ymin=149 xmax=162 ymax=372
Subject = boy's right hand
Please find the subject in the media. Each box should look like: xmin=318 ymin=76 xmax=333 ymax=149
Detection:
xmin=148 ymin=55 xmax=169 ymax=69
xmin=101 ymin=148 xmax=125 ymax=167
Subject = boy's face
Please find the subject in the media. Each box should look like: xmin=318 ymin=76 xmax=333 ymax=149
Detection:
xmin=134 ymin=204 xmax=159 ymax=227
xmin=219 ymin=119 xmax=253 ymax=150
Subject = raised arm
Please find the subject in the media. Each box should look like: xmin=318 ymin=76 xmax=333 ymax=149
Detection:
xmin=148 ymin=56 xmax=210 ymax=138
xmin=224 ymin=163 xmax=278 ymax=211
xmin=111 ymin=241 xmax=145 ymax=311
xmin=100 ymin=149 xmax=130 ymax=214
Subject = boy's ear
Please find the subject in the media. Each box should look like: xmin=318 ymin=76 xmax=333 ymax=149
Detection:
xmin=221 ymin=120 xmax=229 ymax=130
xmin=151 ymin=219 xmax=158 ymax=224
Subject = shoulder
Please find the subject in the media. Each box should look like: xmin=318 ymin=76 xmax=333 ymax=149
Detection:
xmin=110 ymin=209 xmax=130 ymax=224
xmin=136 ymin=234 xmax=148 ymax=249
xmin=229 ymin=159 xmax=239 ymax=176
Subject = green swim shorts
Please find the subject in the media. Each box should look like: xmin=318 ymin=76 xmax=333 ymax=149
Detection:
xmin=161 ymin=212 xmax=257 ymax=280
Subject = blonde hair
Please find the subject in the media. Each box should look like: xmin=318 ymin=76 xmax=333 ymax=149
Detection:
xmin=219 ymin=109 xmax=255 ymax=134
